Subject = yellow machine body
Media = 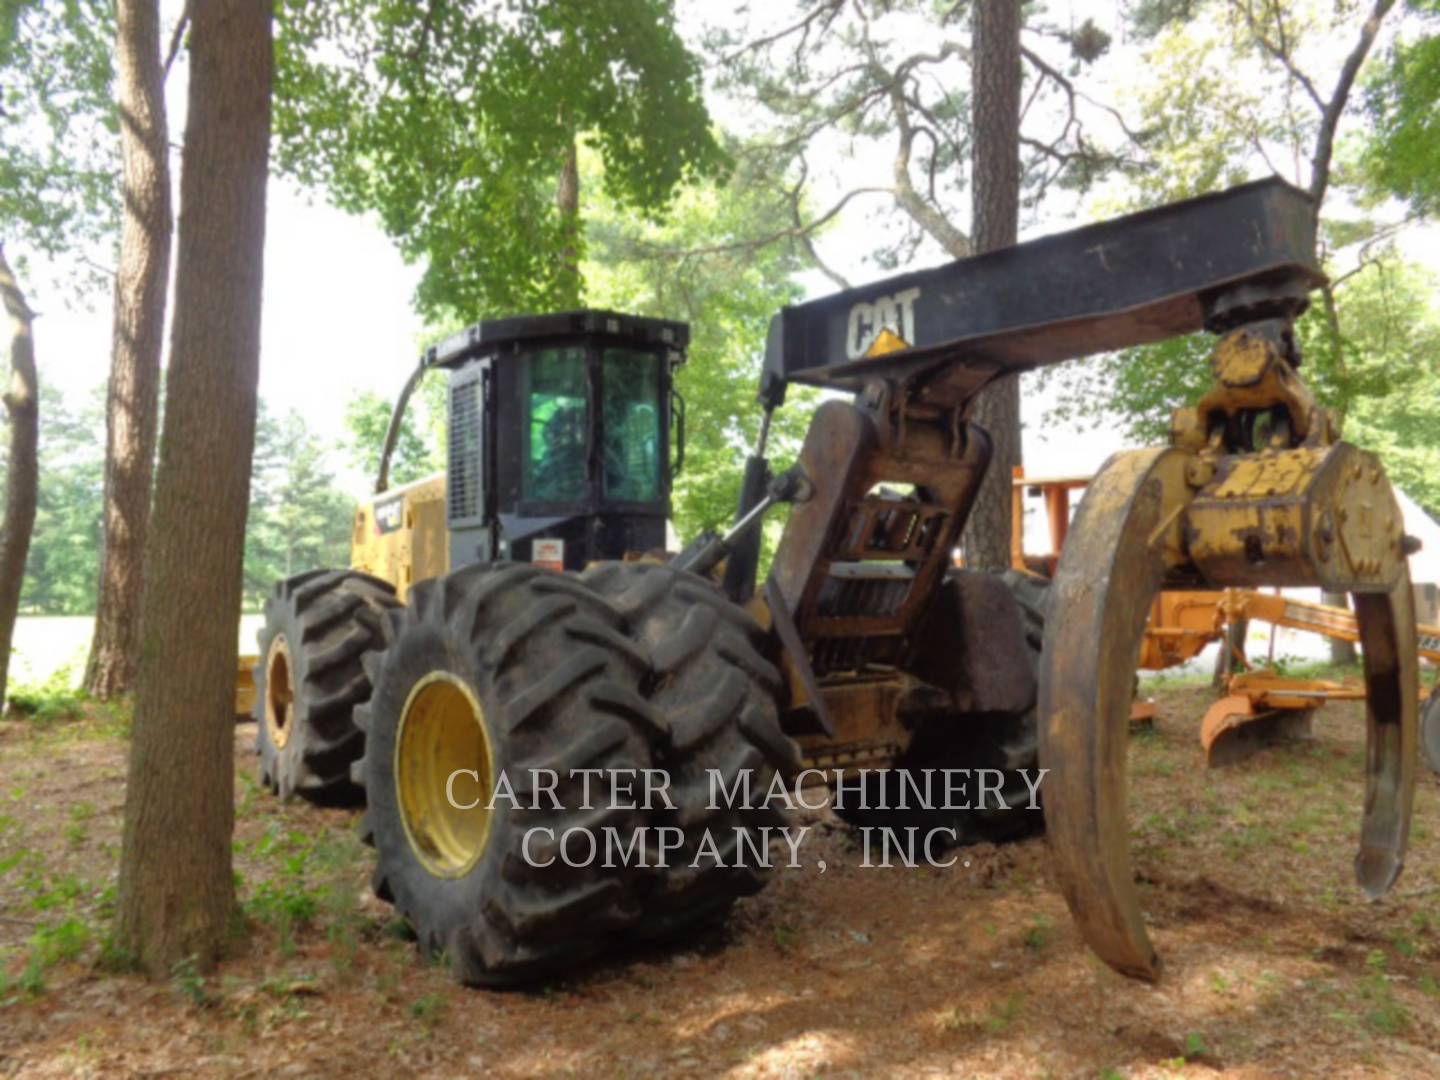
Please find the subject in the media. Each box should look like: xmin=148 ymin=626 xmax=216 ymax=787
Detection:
xmin=348 ymin=473 xmax=449 ymax=601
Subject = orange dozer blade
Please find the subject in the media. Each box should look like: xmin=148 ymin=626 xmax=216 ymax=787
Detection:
xmin=1200 ymin=695 xmax=1315 ymax=768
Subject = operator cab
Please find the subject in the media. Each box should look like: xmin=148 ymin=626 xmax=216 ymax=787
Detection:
xmin=429 ymin=310 xmax=688 ymax=572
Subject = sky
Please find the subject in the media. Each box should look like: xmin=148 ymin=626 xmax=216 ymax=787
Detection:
xmin=19 ymin=0 xmax=1440 ymax=502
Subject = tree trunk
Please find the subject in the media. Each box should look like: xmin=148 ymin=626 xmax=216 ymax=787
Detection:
xmin=117 ymin=0 xmax=272 ymax=978
xmin=0 ymin=247 xmax=39 ymax=711
xmin=85 ymin=0 xmax=173 ymax=701
xmin=555 ymin=133 xmax=581 ymax=307
xmin=960 ymin=0 xmax=1024 ymax=571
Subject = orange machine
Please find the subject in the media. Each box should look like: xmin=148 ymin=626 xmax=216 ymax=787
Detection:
xmin=1012 ymin=468 xmax=1440 ymax=766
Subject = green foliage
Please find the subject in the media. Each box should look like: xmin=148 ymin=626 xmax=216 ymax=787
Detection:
xmin=170 ymin=954 xmax=218 ymax=1009
xmin=0 ymin=0 xmax=118 ymax=289
xmin=7 ymin=385 xmax=357 ymax=615
xmin=1044 ymin=255 xmax=1440 ymax=519
xmin=582 ymin=144 xmax=813 ymax=545
xmin=1363 ymin=2 xmax=1440 ymax=215
xmin=12 ymin=385 xmax=104 ymax=615
xmin=240 ymin=824 xmax=366 ymax=959
xmin=27 ymin=916 xmax=90 ymax=967
xmin=4 ymin=663 xmax=86 ymax=723
xmin=243 ymin=405 xmax=358 ymax=608
xmin=340 ymin=381 xmax=446 ymax=491
xmin=273 ymin=0 xmax=724 ymax=320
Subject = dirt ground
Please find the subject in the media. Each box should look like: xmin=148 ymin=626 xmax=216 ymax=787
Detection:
xmin=2 ymin=684 xmax=1439 ymax=1078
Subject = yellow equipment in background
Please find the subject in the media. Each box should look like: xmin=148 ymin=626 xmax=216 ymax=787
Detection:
xmin=235 ymin=474 xmax=449 ymax=715
xmin=1012 ymin=468 xmax=1440 ymax=765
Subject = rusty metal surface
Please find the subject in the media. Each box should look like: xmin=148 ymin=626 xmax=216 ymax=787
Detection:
xmin=1352 ymin=573 xmax=1418 ymax=898
xmin=1038 ymin=447 xmax=1194 ymax=981
xmin=235 ymin=654 xmax=257 ymax=718
xmin=1200 ymin=694 xmax=1316 ymax=767
xmin=767 ymin=392 xmax=992 ymax=674
xmin=1184 ymin=444 xmax=1405 ymax=592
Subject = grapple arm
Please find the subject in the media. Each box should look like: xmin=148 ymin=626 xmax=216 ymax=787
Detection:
xmin=1040 ymin=322 xmax=1419 ymax=980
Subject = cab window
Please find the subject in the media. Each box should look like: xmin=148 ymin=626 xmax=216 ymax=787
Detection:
xmin=601 ymin=348 xmax=661 ymax=502
xmin=522 ymin=347 xmax=588 ymax=502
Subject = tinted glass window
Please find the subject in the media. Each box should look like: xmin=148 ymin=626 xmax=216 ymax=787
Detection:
xmin=522 ymin=347 xmax=588 ymax=502
xmin=602 ymin=349 xmax=661 ymax=502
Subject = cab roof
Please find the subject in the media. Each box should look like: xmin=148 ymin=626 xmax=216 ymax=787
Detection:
xmin=425 ymin=309 xmax=690 ymax=370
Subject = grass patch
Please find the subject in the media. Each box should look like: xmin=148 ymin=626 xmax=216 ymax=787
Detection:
xmin=4 ymin=665 xmax=87 ymax=724
xmin=239 ymin=823 xmax=370 ymax=967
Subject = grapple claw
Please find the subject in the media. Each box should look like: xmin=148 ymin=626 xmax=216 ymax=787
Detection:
xmin=1038 ymin=448 xmax=1194 ymax=982
xmin=1351 ymin=576 xmax=1417 ymax=899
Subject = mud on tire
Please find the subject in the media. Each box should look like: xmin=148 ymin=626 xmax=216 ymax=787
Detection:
xmin=253 ymin=569 xmax=399 ymax=804
xmin=355 ymin=562 xmax=664 ymax=987
xmin=581 ymin=562 xmax=800 ymax=939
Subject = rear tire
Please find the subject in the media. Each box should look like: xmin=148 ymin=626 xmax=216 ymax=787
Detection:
xmin=581 ymin=562 xmax=799 ymax=939
xmin=356 ymin=562 xmax=663 ymax=987
xmin=1421 ymin=686 xmax=1440 ymax=776
xmin=253 ymin=569 xmax=399 ymax=804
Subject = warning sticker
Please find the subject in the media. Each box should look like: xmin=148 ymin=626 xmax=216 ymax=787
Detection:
xmin=531 ymin=538 xmax=565 ymax=572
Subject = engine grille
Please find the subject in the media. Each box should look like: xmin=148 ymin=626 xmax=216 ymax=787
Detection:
xmin=447 ymin=373 xmax=482 ymax=524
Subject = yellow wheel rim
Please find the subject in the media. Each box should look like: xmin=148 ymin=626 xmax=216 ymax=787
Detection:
xmin=395 ymin=672 xmax=495 ymax=879
xmin=264 ymin=635 xmax=294 ymax=750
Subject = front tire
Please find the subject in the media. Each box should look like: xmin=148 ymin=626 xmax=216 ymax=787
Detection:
xmin=581 ymin=562 xmax=800 ymax=939
xmin=356 ymin=562 xmax=663 ymax=987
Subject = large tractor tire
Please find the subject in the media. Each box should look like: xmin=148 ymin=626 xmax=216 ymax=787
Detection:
xmin=355 ymin=562 xmax=663 ymax=987
xmin=838 ymin=570 xmax=1049 ymax=845
xmin=253 ymin=569 xmax=399 ymax=804
xmin=581 ymin=561 xmax=800 ymax=939
xmin=1422 ymin=686 xmax=1440 ymax=776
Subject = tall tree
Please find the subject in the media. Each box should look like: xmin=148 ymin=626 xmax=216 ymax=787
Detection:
xmin=117 ymin=0 xmax=273 ymax=977
xmin=0 ymin=246 xmax=38 ymax=709
xmin=243 ymin=406 xmax=354 ymax=608
xmin=704 ymin=1 xmax=1130 ymax=557
xmin=961 ymin=0 xmax=1025 ymax=570
xmin=84 ymin=0 xmax=174 ymax=700
xmin=273 ymin=0 xmax=724 ymax=321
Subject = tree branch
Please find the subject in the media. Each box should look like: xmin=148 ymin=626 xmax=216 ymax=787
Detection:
xmin=782 ymin=156 xmax=852 ymax=290
xmin=1019 ymin=46 xmax=1148 ymax=146
xmin=163 ymin=4 xmax=190 ymax=79
xmin=1310 ymin=0 xmax=1396 ymax=206
xmin=853 ymin=7 xmax=971 ymax=258
xmin=1234 ymin=0 xmax=1325 ymax=111
xmin=635 ymin=185 xmax=891 ymax=262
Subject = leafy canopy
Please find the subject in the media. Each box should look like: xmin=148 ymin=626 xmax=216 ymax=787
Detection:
xmin=1362 ymin=0 xmax=1440 ymax=215
xmin=582 ymin=142 xmax=815 ymax=547
xmin=273 ymin=0 xmax=725 ymax=321
xmin=0 ymin=0 xmax=118 ymax=288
